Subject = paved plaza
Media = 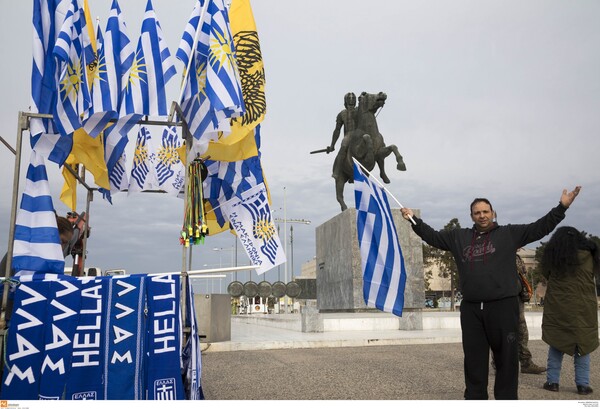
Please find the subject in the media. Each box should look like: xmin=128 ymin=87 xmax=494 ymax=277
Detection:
xmin=200 ymin=313 xmax=600 ymax=402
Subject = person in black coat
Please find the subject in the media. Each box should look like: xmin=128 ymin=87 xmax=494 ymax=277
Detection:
xmin=401 ymin=186 xmax=581 ymax=400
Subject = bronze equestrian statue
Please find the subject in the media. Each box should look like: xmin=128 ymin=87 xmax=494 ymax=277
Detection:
xmin=314 ymin=91 xmax=406 ymax=211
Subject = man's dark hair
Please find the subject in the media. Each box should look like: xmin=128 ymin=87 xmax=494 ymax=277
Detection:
xmin=470 ymin=198 xmax=493 ymax=215
xmin=56 ymin=216 xmax=73 ymax=235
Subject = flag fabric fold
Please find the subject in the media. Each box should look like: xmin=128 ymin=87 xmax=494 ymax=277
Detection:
xmin=100 ymin=0 xmax=137 ymax=200
xmin=12 ymin=151 xmax=65 ymax=276
xmin=353 ymin=160 xmax=406 ymax=317
xmin=128 ymin=126 xmax=158 ymax=193
xmin=177 ymin=0 xmax=245 ymax=147
xmin=124 ymin=0 xmax=176 ymax=117
xmin=203 ymin=0 xmax=266 ymax=162
xmin=221 ymin=182 xmax=285 ymax=275
xmin=59 ymin=0 xmax=111 ymax=210
xmin=52 ymin=0 xmax=92 ymax=141
xmin=30 ymin=0 xmax=72 ymax=165
xmin=155 ymin=126 xmax=185 ymax=196
xmin=203 ymin=141 xmax=265 ymax=230
xmin=83 ymin=22 xmax=118 ymax=138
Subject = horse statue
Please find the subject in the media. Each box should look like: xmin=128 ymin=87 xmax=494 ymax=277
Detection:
xmin=332 ymin=91 xmax=406 ymax=211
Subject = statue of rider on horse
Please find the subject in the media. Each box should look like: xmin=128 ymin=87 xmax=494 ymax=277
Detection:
xmin=312 ymin=91 xmax=406 ymax=211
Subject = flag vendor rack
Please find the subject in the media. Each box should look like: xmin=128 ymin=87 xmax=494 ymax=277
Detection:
xmin=0 ymin=108 xmax=208 ymax=353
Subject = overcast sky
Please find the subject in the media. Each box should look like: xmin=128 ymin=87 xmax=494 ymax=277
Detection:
xmin=1 ymin=0 xmax=599 ymax=292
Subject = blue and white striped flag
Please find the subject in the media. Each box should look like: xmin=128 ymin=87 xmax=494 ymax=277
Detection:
xmin=128 ymin=126 xmax=158 ymax=193
xmin=31 ymin=0 xmax=74 ymax=166
xmin=124 ymin=0 xmax=176 ymax=117
xmin=353 ymin=160 xmax=406 ymax=317
xmin=105 ymin=0 xmax=134 ymax=112
xmin=12 ymin=151 xmax=65 ymax=277
xmin=100 ymin=0 xmax=136 ymax=200
xmin=177 ymin=0 xmax=245 ymax=144
xmin=203 ymin=153 xmax=264 ymax=228
xmin=82 ymin=23 xmax=117 ymax=137
xmin=52 ymin=0 xmax=92 ymax=139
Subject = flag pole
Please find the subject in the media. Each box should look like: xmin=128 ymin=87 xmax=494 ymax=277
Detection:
xmin=352 ymin=158 xmax=416 ymax=225
xmin=176 ymin=0 xmax=210 ymax=109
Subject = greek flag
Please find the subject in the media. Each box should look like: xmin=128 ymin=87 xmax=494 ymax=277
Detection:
xmin=104 ymin=0 xmax=134 ymax=112
xmin=129 ymin=126 xmax=158 ymax=193
xmin=221 ymin=183 xmax=285 ymax=275
xmin=11 ymin=151 xmax=65 ymax=277
xmin=52 ymin=0 xmax=92 ymax=139
xmin=31 ymin=0 xmax=73 ymax=165
xmin=124 ymin=0 xmax=176 ymax=117
xmin=203 ymin=152 xmax=264 ymax=228
xmin=353 ymin=161 xmax=406 ymax=317
xmin=177 ymin=0 xmax=245 ymax=144
xmin=100 ymin=0 xmax=136 ymax=200
xmin=155 ymin=126 xmax=185 ymax=196
xmin=83 ymin=23 xmax=117 ymax=138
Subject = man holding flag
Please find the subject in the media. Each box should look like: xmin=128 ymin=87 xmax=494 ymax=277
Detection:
xmin=400 ymin=186 xmax=581 ymax=400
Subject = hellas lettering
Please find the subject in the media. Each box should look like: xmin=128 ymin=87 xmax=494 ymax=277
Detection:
xmin=151 ymin=275 xmax=177 ymax=354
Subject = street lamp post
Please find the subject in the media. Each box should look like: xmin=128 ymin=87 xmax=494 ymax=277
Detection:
xmin=213 ymin=247 xmax=235 ymax=294
xmin=273 ymin=215 xmax=311 ymax=313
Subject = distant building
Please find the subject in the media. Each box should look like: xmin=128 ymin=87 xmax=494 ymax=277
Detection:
xmin=299 ymin=258 xmax=316 ymax=279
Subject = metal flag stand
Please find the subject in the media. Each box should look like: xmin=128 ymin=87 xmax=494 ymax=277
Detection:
xmin=0 ymin=105 xmax=257 ymax=358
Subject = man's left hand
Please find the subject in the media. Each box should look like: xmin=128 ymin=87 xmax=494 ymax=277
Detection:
xmin=560 ymin=185 xmax=582 ymax=208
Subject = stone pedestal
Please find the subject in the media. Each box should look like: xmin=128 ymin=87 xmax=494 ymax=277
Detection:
xmin=315 ymin=209 xmax=425 ymax=328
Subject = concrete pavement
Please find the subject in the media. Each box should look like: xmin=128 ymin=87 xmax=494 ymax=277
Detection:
xmin=198 ymin=311 xmax=600 ymax=401
xmin=201 ymin=310 xmax=539 ymax=352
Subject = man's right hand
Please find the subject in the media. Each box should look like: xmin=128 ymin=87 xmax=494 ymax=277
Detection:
xmin=326 ymin=146 xmax=334 ymax=153
xmin=401 ymin=207 xmax=414 ymax=220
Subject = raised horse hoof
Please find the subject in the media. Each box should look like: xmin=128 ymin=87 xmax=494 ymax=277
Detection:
xmin=397 ymin=161 xmax=406 ymax=171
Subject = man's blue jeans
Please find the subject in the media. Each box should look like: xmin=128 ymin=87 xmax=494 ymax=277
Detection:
xmin=546 ymin=345 xmax=591 ymax=386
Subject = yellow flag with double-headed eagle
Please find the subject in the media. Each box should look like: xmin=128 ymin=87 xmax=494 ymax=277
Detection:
xmin=203 ymin=0 xmax=266 ymax=161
